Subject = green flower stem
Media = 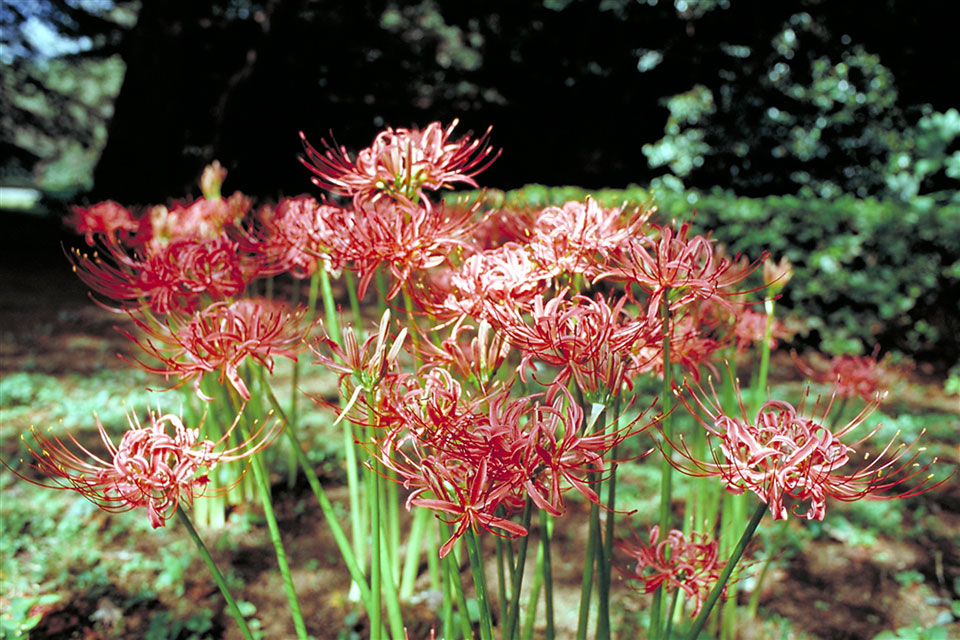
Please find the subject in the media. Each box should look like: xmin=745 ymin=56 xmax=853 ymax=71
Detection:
xmin=318 ymin=267 xmax=340 ymax=346
xmin=495 ymin=534 xmax=509 ymax=628
xmin=344 ymin=270 xmax=365 ymax=341
xmin=443 ymin=533 xmax=473 ymax=640
xmin=651 ymin=290 xmax=674 ymax=640
xmin=521 ymin=541 xmax=545 ymax=640
xmin=686 ymin=500 xmax=768 ymax=640
xmin=505 ymin=497 xmax=534 ymax=640
xmin=575 ymin=499 xmax=600 ymax=640
xmin=378 ymin=525 xmax=406 ymax=640
xmin=176 ymin=509 xmax=255 ymax=640
xmin=369 ymin=458 xmax=383 ymax=640
xmin=746 ymin=520 xmax=785 ymax=618
xmin=663 ymin=587 xmax=681 ymax=640
xmin=755 ymin=297 xmax=775 ymax=400
xmin=257 ymin=374 xmax=378 ymax=623
xmin=236 ymin=417 xmax=308 ymax=640
xmin=541 ymin=512 xmax=556 ymax=640
xmin=400 ymin=505 xmax=432 ymax=599
xmin=465 ymin=527 xmax=495 ymax=640
xmin=596 ymin=392 xmax=623 ymax=640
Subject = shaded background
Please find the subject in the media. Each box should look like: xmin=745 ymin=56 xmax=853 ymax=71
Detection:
xmin=1 ymin=0 xmax=959 ymax=367
xmin=3 ymin=0 xmax=958 ymax=201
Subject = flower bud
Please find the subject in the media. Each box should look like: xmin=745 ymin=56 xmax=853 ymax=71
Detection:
xmin=763 ymin=256 xmax=793 ymax=295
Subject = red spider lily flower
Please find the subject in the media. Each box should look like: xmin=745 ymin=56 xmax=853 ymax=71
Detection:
xmin=669 ymin=380 xmax=944 ymax=521
xmin=299 ymin=120 xmax=499 ymax=203
xmin=412 ymin=456 xmax=529 ymax=558
xmin=299 ymin=195 xmax=483 ymax=300
xmin=68 ymin=201 xmax=144 ymax=246
xmin=70 ymin=232 xmax=257 ymax=313
xmin=420 ymin=242 xmax=553 ymax=321
xmin=147 ymin=190 xmax=250 ymax=249
xmin=733 ymin=307 xmax=791 ymax=354
xmin=618 ymin=526 xmax=725 ymax=617
xmin=599 ymin=221 xmax=765 ymax=321
xmin=796 ymin=349 xmax=895 ymax=403
xmin=485 ymin=290 xmax=659 ymax=394
xmin=8 ymin=409 xmax=281 ymax=528
xmin=529 ymin=197 xmax=652 ymax=276
xmin=121 ymin=299 xmax=310 ymax=400
xmin=252 ymin=195 xmax=342 ymax=279
xmin=414 ymin=318 xmax=511 ymax=391
xmin=310 ymin=310 xmax=408 ymax=420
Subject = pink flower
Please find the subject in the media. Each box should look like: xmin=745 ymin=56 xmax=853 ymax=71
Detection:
xmin=299 ymin=120 xmax=499 ymax=203
xmin=121 ymin=299 xmax=310 ymax=400
xmin=68 ymin=201 xmax=143 ymax=246
xmin=618 ymin=526 xmax=725 ymax=617
xmin=529 ymin=197 xmax=651 ymax=276
xmin=797 ymin=350 xmax=895 ymax=402
xmin=733 ymin=307 xmax=790 ymax=354
xmin=253 ymin=195 xmax=341 ymax=279
xmin=9 ymin=410 xmax=280 ymax=528
xmin=670 ymin=380 xmax=944 ymax=520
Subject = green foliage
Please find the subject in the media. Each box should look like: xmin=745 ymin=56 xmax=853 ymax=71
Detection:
xmin=873 ymin=623 xmax=951 ymax=640
xmin=0 ymin=594 xmax=61 ymax=639
xmin=500 ymin=184 xmax=960 ymax=364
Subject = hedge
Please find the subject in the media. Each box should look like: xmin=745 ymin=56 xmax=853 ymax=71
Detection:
xmin=489 ymin=184 xmax=960 ymax=369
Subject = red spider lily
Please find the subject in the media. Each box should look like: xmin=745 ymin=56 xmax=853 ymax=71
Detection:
xmin=299 ymin=120 xmax=499 ymax=203
xmin=414 ymin=318 xmax=511 ymax=391
xmin=68 ymin=201 xmax=144 ymax=246
xmin=310 ymin=310 xmax=408 ymax=421
xmin=8 ymin=409 xmax=280 ymax=528
xmin=733 ymin=307 xmax=791 ymax=354
xmin=70 ymin=232 xmax=257 ymax=313
xmin=412 ymin=456 xmax=529 ymax=558
xmin=599 ymin=221 xmax=765 ymax=321
xmin=121 ymin=299 xmax=310 ymax=400
xmin=529 ymin=197 xmax=652 ymax=277
xmin=484 ymin=290 xmax=659 ymax=394
xmin=414 ymin=242 xmax=553 ymax=321
xmin=251 ymin=195 xmax=342 ymax=279
xmin=669 ymin=380 xmax=945 ymax=520
xmin=796 ymin=349 xmax=895 ymax=402
xmin=298 ymin=195 xmax=484 ymax=300
xmin=763 ymin=255 xmax=794 ymax=295
xmin=146 ymin=191 xmax=250 ymax=249
xmin=618 ymin=526 xmax=726 ymax=617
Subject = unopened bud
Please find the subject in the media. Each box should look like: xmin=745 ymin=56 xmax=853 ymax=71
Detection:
xmin=763 ymin=256 xmax=793 ymax=295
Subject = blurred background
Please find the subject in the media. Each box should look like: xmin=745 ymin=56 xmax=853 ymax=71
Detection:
xmin=1 ymin=0 xmax=959 ymax=368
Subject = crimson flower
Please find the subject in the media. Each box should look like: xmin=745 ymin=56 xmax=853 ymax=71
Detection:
xmin=122 ymin=299 xmax=310 ymax=400
xmin=618 ymin=526 xmax=725 ymax=617
xmin=9 ymin=410 xmax=280 ymax=528
xmin=300 ymin=120 xmax=499 ymax=203
xmin=599 ymin=221 xmax=765 ymax=321
xmin=70 ymin=232 xmax=257 ymax=313
xmin=670 ymin=380 xmax=944 ymax=520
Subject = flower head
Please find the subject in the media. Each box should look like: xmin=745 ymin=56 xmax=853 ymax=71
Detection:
xmin=670 ymin=379 xmax=944 ymax=520
xmin=122 ymin=299 xmax=310 ymax=400
xmin=9 ymin=410 xmax=280 ymax=528
xmin=300 ymin=120 xmax=499 ymax=203
xmin=68 ymin=201 xmax=143 ymax=246
xmin=797 ymin=350 xmax=895 ymax=402
xmin=529 ymin=197 xmax=651 ymax=276
xmin=70 ymin=233 xmax=257 ymax=313
xmin=618 ymin=526 xmax=726 ymax=617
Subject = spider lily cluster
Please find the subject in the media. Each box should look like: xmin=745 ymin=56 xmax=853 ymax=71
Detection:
xmin=7 ymin=120 xmax=946 ymax=640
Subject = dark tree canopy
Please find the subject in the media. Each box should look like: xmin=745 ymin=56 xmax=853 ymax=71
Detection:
xmin=3 ymin=0 xmax=958 ymax=202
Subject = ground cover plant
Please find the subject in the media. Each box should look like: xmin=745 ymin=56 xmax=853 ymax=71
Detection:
xmin=2 ymin=121 xmax=958 ymax=640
